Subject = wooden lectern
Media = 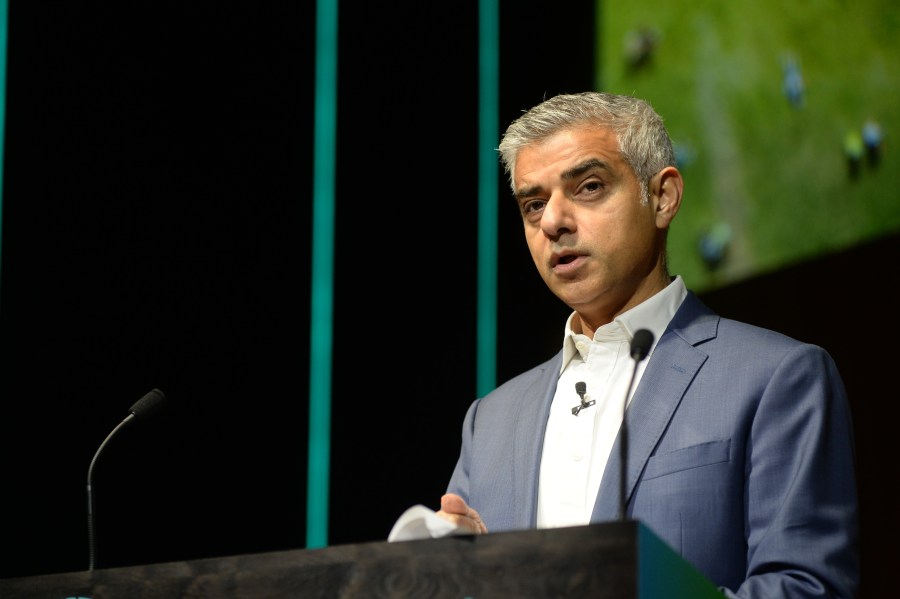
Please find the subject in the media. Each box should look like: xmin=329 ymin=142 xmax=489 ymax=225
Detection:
xmin=0 ymin=520 xmax=722 ymax=598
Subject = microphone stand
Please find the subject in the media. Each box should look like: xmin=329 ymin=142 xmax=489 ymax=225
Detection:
xmin=86 ymin=389 xmax=167 ymax=571
xmin=87 ymin=415 xmax=136 ymax=571
xmin=619 ymin=330 xmax=654 ymax=521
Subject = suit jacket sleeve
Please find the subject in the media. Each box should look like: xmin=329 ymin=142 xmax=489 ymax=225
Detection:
xmin=725 ymin=342 xmax=859 ymax=598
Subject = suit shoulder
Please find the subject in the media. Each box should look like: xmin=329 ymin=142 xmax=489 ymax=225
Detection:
xmin=678 ymin=293 xmax=836 ymax=362
xmin=478 ymin=351 xmax=561 ymax=405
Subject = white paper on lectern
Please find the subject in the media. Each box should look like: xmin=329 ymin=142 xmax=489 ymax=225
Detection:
xmin=387 ymin=504 xmax=470 ymax=542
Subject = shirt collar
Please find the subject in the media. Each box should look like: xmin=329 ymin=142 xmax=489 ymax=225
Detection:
xmin=560 ymin=276 xmax=688 ymax=374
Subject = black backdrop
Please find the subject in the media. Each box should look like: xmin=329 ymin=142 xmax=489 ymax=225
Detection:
xmin=0 ymin=2 xmax=894 ymax=597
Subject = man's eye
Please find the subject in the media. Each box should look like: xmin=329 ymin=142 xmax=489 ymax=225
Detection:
xmin=582 ymin=180 xmax=604 ymax=194
xmin=522 ymin=200 xmax=546 ymax=215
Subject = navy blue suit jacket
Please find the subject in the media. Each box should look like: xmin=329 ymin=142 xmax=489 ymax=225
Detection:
xmin=447 ymin=292 xmax=859 ymax=598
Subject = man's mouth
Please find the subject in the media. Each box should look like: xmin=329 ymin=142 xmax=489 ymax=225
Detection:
xmin=551 ymin=251 xmax=582 ymax=269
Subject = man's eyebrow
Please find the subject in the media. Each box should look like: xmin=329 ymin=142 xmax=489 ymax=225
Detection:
xmin=514 ymin=184 xmax=542 ymax=201
xmin=514 ymin=158 xmax=611 ymax=201
xmin=561 ymin=158 xmax=610 ymax=181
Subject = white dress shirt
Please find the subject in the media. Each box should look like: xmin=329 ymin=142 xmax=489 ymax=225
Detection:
xmin=536 ymin=276 xmax=687 ymax=528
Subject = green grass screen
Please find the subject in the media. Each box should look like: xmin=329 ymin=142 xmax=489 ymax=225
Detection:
xmin=598 ymin=0 xmax=899 ymax=292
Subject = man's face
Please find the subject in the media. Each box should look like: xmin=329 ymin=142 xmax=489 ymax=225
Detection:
xmin=512 ymin=125 xmax=668 ymax=325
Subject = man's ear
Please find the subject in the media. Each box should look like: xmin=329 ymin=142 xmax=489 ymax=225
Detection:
xmin=653 ymin=166 xmax=683 ymax=228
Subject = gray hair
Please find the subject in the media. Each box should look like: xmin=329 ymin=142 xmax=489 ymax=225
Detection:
xmin=497 ymin=92 xmax=676 ymax=202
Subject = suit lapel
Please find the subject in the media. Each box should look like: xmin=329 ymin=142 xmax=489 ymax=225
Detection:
xmin=592 ymin=293 xmax=718 ymax=521
xmin=513 ymin=352 xmax=562 ymax=529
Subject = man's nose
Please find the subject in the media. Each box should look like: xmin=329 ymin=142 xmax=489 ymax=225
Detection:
xmin=541 ymin=192 xmax=574 ymax=237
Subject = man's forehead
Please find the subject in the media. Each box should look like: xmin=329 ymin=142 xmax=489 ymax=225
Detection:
xmin=514 ymin=128 xmax=621 ymax=185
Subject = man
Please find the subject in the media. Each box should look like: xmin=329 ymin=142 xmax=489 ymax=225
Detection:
xmin=436 ymin=92 xmax=859 ymax=598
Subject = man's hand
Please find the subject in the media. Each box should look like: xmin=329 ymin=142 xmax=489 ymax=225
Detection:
xmin=435 ymin=493 xmax=488 ymax=535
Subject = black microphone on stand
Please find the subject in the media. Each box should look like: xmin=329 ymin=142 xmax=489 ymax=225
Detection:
xmin=87 ymin=389 xmax=167 ymax=571
xmin=619 ymin=330 xmax=654 ymax=522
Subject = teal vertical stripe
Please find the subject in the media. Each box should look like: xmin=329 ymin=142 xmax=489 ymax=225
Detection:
xmin=0 ymin=0 xmax=8 ymax=292
xmin=308 ymin=0 xmax=338 ymax=549
xmin=477 ymin=0 xmax=499 ymax=397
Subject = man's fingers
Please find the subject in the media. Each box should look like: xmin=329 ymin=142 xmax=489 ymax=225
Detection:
xmin=439 ymin=493 xmax=488 ymax=534
xmin=440 ymin=493 xmax=468 ymax=515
